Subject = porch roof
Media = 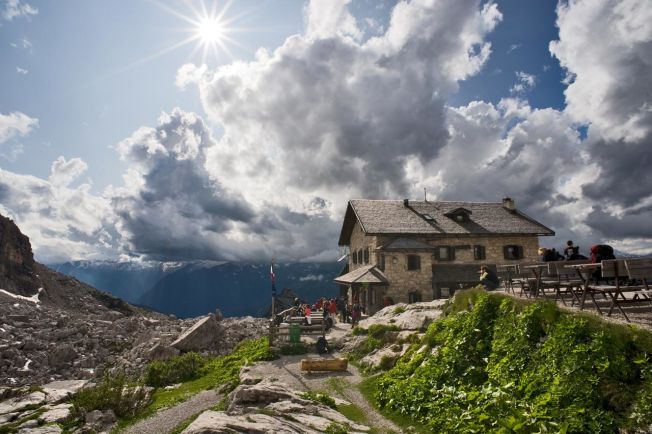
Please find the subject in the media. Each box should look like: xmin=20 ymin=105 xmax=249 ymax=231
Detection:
xmin=334 ymin=265 xmax=389 ymax=285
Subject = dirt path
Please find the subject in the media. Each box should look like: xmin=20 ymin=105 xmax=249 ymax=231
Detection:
xmin=246 ymin=322 xmax=403 ymax=433
xmin=122 ymin=322 xmax=400 ymax=434
xmin=121 ymin=389 xmax=222 ymax=434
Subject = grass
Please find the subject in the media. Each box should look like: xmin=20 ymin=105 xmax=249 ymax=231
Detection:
xmin=358 ymin=376 xmax=430 ymax=434
xmin=0 ymin=408 xmax=46 ymax=434
xmin=169 ymin=412 xmax=202 ymax=434
xmin=112 ymin=337 xmax=273 ymax=432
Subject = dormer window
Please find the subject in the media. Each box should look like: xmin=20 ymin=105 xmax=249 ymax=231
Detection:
xmin=422 ymin=213 xmax=435 ymax=223
xmin=444 ymin=207 xmax=472 ymax=223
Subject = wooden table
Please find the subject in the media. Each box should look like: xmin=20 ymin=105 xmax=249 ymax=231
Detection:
xmin=565 ymin=263 xmax=603 ymax=313
xmin=521 ymin=264 xmax=549 ymax=298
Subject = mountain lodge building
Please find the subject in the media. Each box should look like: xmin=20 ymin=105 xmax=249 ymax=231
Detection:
xmin=335 ymin=198 xmax=554 ymax=314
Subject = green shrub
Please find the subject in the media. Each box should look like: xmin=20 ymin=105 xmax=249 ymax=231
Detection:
xmin=279 ymin=342 xmax=310 ymax=355
xmin=372 ymin=291 xmax=652 ymax=433
xmin=72 ymin=372 xmax=151 ymax=419
xmin=393 ymin=306 xmax=406 ymax=315
xmin=325 ymin=422 xmax=349 ymax=434
xmin=145 ymin=352 xmax=207 ymax=387
xmin=367 ymin=324 xmax=400 ymax=340
xmin=352 ymin=326 xmax=368 ymax=336
xmin=300 ymin=391 xmax=337 ymax=409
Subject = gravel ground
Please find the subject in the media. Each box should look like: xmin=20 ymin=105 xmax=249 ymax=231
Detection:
xmin=121 ymin=389 xmax=222 ymax=434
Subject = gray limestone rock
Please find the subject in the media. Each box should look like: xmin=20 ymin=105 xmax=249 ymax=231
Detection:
xmin=42 ymin=380 xmax=88 ymax=403
xmin=147 ymin=343 xmax=180 ymax=361
xmin=38 ymin=403 xmax=73 ymax=424
xmin=171 ymin=316 xmax=223 ymax=352
xmin=18 ymin=426 xmax=63 ymax=434
xmin=358 ymin=300 xmax=446 ymax=331
xmin=0 ymin=391 xmax=46 ymax=415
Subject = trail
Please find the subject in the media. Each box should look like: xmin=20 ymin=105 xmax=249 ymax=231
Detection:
xmin=121 ymin=389 xmax=221 ymax=434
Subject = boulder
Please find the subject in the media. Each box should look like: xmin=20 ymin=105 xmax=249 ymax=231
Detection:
xmin=171 ymin=316 xmax=223 ymax=352
xmin=42 ymin=380 xmax=88 ymax=403
xmin=39 ymin=403 xmax=72 ymax=424
xmin=47 ymin=344 xmax=76 ymax=368
xmin=358 ymin=300 xmax=446 ymax=331
xmin=18 ymin=425 xmax=63 ymax=434
xmin=148 ymin=343 xmax=180 ymax=361
xmin=0 ymin=391 xmax=46 ymax=415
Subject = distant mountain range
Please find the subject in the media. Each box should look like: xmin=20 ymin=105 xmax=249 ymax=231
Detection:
xmin=50 ymin=260 xmax=344 ymax=318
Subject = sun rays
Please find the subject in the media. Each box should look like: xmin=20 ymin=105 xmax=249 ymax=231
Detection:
xmin=147 ymin=0 xmax=251 ymax=65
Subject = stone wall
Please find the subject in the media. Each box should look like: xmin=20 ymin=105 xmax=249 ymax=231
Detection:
xmin=346 ymin=216 xmax=544 ymax=307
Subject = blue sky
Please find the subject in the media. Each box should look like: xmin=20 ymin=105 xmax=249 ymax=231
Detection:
xmin=0 ymin=0 xmax=566 ymax=189
xmin=0 ymin=0 xmax=650 ymax=262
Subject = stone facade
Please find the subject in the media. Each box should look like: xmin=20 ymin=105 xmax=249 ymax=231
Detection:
xmin=345 ymin=229 xmax=541 ymax=313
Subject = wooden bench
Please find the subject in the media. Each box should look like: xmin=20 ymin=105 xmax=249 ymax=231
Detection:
xmin=600 ymin=259 xmax=647 ymax=321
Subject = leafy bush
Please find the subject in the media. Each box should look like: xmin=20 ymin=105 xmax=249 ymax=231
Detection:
xmin=352 ymin=326 xmax=368 ymax=336
xmin=147 ymin=337 xmax=274 ymax=413
xmin=325 ymin=422 xmax=349 ymax=434
xmin=300 ymin=391 xmax=337 ymax=409
xmin=145 ymin=352 xmax=207 ymax=387
xmin=72 ymin=372 xmax=151 ymax=419
xmin=393 ymin=306 xmax=406 ymax=315
xmin=279 ymin=343 xmax=310 ymax=355
xmin=373 ymin=290 xmax=652 ymax=433
xmin=367 ymin=324 xmax=400 ymax=340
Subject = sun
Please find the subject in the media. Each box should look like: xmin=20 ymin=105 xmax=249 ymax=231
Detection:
xmin=143 ymin=0 xmax=251 ymax=65
xmin=197 ymin=17 xmax=225 ymax=44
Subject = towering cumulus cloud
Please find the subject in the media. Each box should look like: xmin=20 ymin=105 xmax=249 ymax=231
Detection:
xmin=111 ymin=109 xmax=338 ymax=261
xmin=551 ymin=0 xmax=652 ymax=250
xmin=2 ymin=0 xmax=650 ymax=261
xmin=180 ymin=0 xmax=501 ymax=211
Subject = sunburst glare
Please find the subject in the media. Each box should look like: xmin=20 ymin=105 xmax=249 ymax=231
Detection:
xmin=145 ymin=0 xmax=251 ymax=65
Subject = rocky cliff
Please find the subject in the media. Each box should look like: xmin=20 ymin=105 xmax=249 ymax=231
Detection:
xmin=0 ymin=214 xmax=267 ymax=389
xmin=0 ymin=214 xmax=38 ymax=296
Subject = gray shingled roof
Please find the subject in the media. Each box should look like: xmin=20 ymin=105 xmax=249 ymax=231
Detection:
xmin=334 ymin=265 xmax=389 ymax=285
xmin=338 ymin=199 xmax=554 ymax=245
xmin=377 ymin=237 xmax=434 ymax=251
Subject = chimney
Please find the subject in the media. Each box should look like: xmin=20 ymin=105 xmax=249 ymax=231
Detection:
xmin=502 ymin=197 xmax=515 ymax=211
xmin=403 ymin=198 xmax=409 ymax=207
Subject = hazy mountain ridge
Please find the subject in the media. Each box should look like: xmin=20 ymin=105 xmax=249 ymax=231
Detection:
xmin=50 ymin=260 xmax=343 ymax=318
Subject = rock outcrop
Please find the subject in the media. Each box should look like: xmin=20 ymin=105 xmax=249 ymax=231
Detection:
xmin=172 ymin=315 xmax=223 ymax=352
xmin=182 ymin=378 xmax=369 ymax=434
xmin=358 ymin=299 xmax=446 ymax=330
xmin=0 ymin=214 xmax=38 ymax=296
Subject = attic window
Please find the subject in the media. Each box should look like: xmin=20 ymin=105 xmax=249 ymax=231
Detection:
xmin=422 ymin=213 xmax=435 ymax=222
xmin=445 ymin=208 xmax=472 ymax=223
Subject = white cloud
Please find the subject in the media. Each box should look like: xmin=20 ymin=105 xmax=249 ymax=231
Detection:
xmin=15 ymin=67 xmax=28 ymax=75
xmin=49 ymin=156 xmax=89 ymax=187
xmin=0 ymin=167 xmax=117 ymax=263
xmin=304 ymin=0 xmax=362 ymax=41
xmin=2 ymin=0 xmax=37 ymax=20
xmin=549 ymin=0 xmax=652 ymax=245
xmin=509 ymin=71 xmax=536 ymax=94
xmin=550 ymin=0 xmax=652 ymax=142
xmin=0 ymin=111 xmax=38 ymax=143
xmin=299 ymin=274 xmax=324 ymax=282
xmin=184 ymin=0 xmax=502 ymax=223
xmin=507 ymin=43 xmax=521 ymax=53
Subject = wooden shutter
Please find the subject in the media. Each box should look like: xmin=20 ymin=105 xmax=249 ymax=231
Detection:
xmin=449 ymin=247 xmax=456 ymax=261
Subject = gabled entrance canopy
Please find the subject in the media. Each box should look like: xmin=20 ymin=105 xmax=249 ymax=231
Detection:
xmin=334 ymin=265 xmax=388 ymax=285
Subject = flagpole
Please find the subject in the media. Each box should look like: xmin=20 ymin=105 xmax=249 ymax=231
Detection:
xmin=269 ymin=259 xmax=276 ymax=346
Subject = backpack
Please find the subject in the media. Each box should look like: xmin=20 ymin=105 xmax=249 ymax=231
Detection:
xmin=590 ymin=244 xmax=615 ymax=263
xmin=316 ymin=336 xmax=329 ymax=354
